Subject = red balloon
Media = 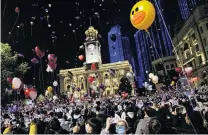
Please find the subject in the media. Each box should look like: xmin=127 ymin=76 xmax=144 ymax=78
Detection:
xmin=24 ymin=89 xmax=30 ymax=97
xmin=78 ymin=55 xmax=84 ymax=61
xmin=175 ymin=67 xmax=182 ymax=73
xmin=7 ymin=77 xmax=13 ymax=83
xmin=15 ymin=7 xmax=20 ymax=13
xmin=35 ymin=46 xmax=45 ymax=58
xmin=88 ymin=76 xmax=94 ymax=83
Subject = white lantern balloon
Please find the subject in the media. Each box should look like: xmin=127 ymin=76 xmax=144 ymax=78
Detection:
xmin=152 ymin=76 xmax=159 ymax=84
xmin=184 ymin=67 xmax=193 ymax=74
xmin=53 ymin=81 xmax=58 ymax=86
xmin=12 ymin=77 xmax=22 ymax=89
xmin=29 ymin=90 xmax=37 ymax=100
xmin=148 ymin=73 xmax=154 ymax=79
xmin=126 ymin=72 xmax=133 ymax=80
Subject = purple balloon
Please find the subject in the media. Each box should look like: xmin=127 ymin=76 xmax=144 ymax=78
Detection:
xmin=84 ymin=93 xmax=88 ymax=97
xmin=99 ymin=84 xmax=105 ymax=89
xmin=77 ymin=88 xmax=81 ymax=91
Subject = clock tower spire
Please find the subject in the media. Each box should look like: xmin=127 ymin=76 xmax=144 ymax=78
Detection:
xmin=84 ymin=26 xmax=102 ymax=68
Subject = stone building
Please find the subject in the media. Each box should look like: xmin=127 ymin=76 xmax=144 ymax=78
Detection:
xmin=59 ymin=26 xmax=135 ymax=97
xmin=173 ymin=3 xmax=208 ymax=82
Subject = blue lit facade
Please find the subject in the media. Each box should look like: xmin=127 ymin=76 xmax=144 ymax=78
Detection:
xmin=108 ymin=25 xmax=138 ymax=85
xmin=178 ymin=0 xmax=207 ymax=20
xmin=134 ymin=0 xmax=173 ymax=88
xmin=108 ymin=25 xmax=124 ymax=63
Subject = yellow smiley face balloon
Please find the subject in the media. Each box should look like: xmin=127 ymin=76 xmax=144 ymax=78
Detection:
xmin=130 ymin=0 xmax=155 ymax=31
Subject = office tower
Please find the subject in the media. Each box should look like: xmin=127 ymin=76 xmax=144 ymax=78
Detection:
xmin=134 ymin=0 xmax=173 ymax=88
xmin=178 ymin=0 xmax=208 ymax=20
xmin=108 ymin=25 xmax=138 ymax=84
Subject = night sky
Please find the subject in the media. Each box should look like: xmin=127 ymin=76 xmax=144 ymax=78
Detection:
xmin=1 ymin=0 xmax=178 ymax=87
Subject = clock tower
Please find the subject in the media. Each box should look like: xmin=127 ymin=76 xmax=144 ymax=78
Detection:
xmin=84 ymin=26 xmax=102 ymax=67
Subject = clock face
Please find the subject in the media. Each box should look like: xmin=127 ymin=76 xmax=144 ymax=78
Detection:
xmin=88 ymin=44 xmax=95 ymax=51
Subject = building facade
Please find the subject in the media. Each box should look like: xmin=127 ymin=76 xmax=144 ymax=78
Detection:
xmin=108 ymin=25 xmax=137 ymax=86
xmin=178 ymin=0 xmax=208 ymax=20
xmin=134 ymin=0 xmax=174 ymax=88
xmin=173 ymin=4 xmax=208 ymax=82
xmin=59 ymin=26 xmax=135 ymax=97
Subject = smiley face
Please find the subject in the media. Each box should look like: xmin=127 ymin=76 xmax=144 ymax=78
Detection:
xmin=130 ymin=0 xmax=155 ymax=30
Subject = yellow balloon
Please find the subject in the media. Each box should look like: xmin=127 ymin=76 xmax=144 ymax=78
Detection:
xmin=130 ymin=0 xmax=156 ymax=31
xmin=47 ymin=86 xmax=53 ymax=92
xmin=171 ymin=81 xmax=175 ymax=85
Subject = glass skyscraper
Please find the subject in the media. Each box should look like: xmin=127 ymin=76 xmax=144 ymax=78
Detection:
xmin=134 ymin=0 xmax=173 ymax=88
xmin=178 ymin=0 xmax=208 ymax=20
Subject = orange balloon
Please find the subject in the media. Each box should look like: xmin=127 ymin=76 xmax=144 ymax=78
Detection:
xmin=78 ymin=55 xmax=84 ymax=61
xmin=24 ymin=89 xmax=30 ymax=97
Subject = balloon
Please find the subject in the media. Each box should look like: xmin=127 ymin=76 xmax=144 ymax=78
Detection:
xmin=47 ymin=86 xmax=53 ymax=92
xmin=91 ymin=63 xmax=96 ymax=70
xmin=12 ymin=84 xmax=17 ymax=89
xmin=184 ymin=67 xmax=193 ymax=74
xmin=99 ymin=84 xmax=105 ymax=89
xmin=148 ymin=73 xmax=154 ymax=79
xmin=53 ymin=81 xmax=58 ymax=86
xmin=48 ymin=54 xmax=57 ymax=63
xmin=126 ymin=72 xmax=133 ymax=80
xmin=78 ymin=55 xmax=84 ymax=61
xmin=53 ymin=95 xmax=58 ymax=100
xmin=31 ymin=58 xmax=39 ymax=64
xmin=29 ymin=90 xmax=37 ymax=100
xmin=35 ymin=46 xmax=45 ymax=58
xmin=110 ymin=34 xmax=116 ymax=42
xmin=24 ymin=89 xmax=30 ymax=97
xmin=152 ymin=76 xmax=159 ymax=84
xmin=88 ymin=76 xmax=94 ymax=83
xmin=66 ymin=60 xmax=70 ymax=64
xmin=130 ymin=0 xmax=155 ymax=30
xmin=15 ymin=7 xmax=20 ymax=13
xmin=171 ymin=81 xmax=175 ymax=85
xmin=12 ymin=77 xmax=22 ymax=89
xmin=175 ymin=67 xmax=182 ymax=73
xmin=7 ymin=77 xmax=13 ymax=83
xmin=18 ymin=53 xmax=24 ymax=57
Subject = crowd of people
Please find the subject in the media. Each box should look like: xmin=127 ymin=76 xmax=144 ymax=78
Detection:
xmin=1 ymin=85 xmax=208 ymax=134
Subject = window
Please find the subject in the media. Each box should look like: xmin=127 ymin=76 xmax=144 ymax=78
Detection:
xmin=184 ymin=43 xmax=189 ymax=50
xmin=195 ymin=44 xmax=199 ymax=52
xmin=191 ymin=33 xmax=196 ymax=41
xmin=171 ymin=64 xmax=174 ymax=68
xmin=203 ymin=38 xmax=207 ymax=46
xmin=198 ymin=56 xmax=203 ymax=66
xmin=166 ymin=65 xmax=169 ymax=69
xmin=206 ymin=23 xmax=208 ymax=30
xmin=200 ymin=26 xmax=203 ymax=33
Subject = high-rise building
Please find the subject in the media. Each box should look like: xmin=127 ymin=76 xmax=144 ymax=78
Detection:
xmin=108 ymin=25 xmax=138 ymax=85
xmin=178 ymin=0 xmax=208 ymax=20
xmin=134 ymin=0 xmax=174 ymax=88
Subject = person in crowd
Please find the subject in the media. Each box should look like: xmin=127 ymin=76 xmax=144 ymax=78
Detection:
xmin=85 ymin=118 xmax=102 ymax=134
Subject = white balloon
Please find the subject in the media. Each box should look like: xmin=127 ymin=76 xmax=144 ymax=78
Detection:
xmin=29 ymin=91 xmax=37 ymax=100
xmin=148 ymin=73 xmax=154 ymax=79
xmin=12 ymin=77 xmax=22 ymax=89
xmin=126 ymin=72 xmax=133 ymax=80
xmin=152 ymin=76 xmax=159 ymax=84
xmin=53 ymin=81 xmax=58 ymax=86
xmin=53 ymin=95 xmax=58 ymax=100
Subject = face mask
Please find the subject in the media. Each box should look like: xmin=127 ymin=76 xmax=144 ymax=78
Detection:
xmin=116 ymin=125 xmax=126 ymax=134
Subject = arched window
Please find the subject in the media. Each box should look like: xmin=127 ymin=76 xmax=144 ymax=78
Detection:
xmin=184 ymin=43 xmax=189 ymax=50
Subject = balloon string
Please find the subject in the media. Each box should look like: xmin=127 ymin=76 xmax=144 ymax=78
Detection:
xmin=8 ymin=13 xmax=20 ymax=39
xmin=154 ymin=0 xmax=204 ymax=124
xmin=2 ymin=0 xmax=8 ymax=19
xmin=21 ymin=26 xmax=25 ymax=39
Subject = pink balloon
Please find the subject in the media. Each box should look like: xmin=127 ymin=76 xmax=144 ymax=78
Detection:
xmin=35 ymin=46 xmax=45 ymax=58
xmin=184 ymin=67 xmax=193 ymax=74
xmin=48 ymin=54 xmax=57 ymax=63
xmin=31 ymin=58 xmax=39 ymax=64
xmin=29 ymin=90 xmax=37 ymax=100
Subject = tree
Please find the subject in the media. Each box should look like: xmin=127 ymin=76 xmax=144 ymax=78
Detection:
xmin=1 ymin=43 xmax=30 ymax=95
